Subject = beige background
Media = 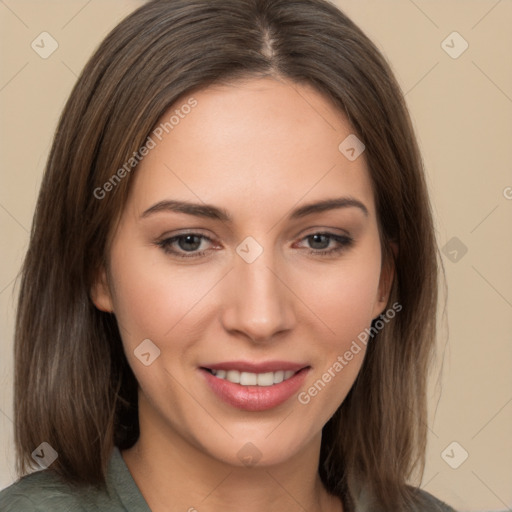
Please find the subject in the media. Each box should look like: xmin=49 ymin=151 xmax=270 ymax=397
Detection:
xmin=1 ymin=1 xmax=511 ymax=510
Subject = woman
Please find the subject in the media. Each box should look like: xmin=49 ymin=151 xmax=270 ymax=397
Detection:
xmin=0 ymin=0 xmax=454 ymax=510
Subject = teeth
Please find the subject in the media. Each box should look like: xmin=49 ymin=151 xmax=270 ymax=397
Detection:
xmin=273 ymin=370 xmax=284 ymax=384
xmin=226 ymin=370 xmax=240 ymax=383
xmin=257 ymin=372 xmax=274 ymax=386
xmin=240 ymin=371 xmax=257 ymax=385
xmin=210 ymin=369 xmax=298 ymax=386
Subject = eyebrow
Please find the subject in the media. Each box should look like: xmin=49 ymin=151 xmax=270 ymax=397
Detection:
xmin=140 ymin=196 xmax=369 ymax=221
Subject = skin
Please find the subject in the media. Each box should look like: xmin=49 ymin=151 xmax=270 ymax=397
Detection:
xmin=92 ymin=76 xmax=395 ymax=512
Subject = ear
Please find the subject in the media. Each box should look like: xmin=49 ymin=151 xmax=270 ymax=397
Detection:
xmin=371 ymin=241 xmax=397 ymax=319
xmin=90 ymin=265 xmax=114 ymax=313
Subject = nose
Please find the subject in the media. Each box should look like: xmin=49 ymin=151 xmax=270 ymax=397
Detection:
xmin=220 ymin=249 xmax=296 ymax=343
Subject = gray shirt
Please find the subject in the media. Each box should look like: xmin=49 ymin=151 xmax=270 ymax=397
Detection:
xmin=0 ymin=447 xmax=456 ymax=511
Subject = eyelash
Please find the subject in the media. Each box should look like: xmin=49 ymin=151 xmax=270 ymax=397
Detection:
xmin=156 ymin=232 xmax=354 ymax=259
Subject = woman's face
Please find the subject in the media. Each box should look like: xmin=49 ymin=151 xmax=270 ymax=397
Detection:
xmin=93 ymin=76 xmax=393 ymax=467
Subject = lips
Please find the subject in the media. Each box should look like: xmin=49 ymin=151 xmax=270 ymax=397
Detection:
xmin=199 ymin=360 xmax=310 ymax=411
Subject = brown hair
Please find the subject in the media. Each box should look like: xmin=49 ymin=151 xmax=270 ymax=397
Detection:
xmin=14 ymin=0 xmax=442 ymax=509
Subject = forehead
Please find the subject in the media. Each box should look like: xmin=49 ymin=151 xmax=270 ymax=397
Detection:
xmin=127 ymin=76 xmax=376 ymax=221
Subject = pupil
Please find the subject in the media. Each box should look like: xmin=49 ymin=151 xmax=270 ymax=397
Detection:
xmin=179 ymin=235 xmax=201 ymax=251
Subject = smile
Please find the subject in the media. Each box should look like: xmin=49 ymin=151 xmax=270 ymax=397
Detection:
xmin=200 ymin=362 xmax=310 ymax=411
xmin=205 ymin=369 xmax=297 ymax=386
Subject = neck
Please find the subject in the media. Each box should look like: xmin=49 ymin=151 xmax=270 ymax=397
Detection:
xmin=122 ymin=406 xmax=342 ymax=512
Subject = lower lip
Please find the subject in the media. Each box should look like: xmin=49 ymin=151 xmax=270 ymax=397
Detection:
xmin=200 ymin=368 xmax=310 ymax=412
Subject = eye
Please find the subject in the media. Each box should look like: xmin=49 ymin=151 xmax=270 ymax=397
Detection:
xmin=156 ymin=233 xmax=216 ymax=258
xmin=155 ymin=231 xmax=354 ymax=260
xmin=296 ymin=232 xmax=354 ymax=257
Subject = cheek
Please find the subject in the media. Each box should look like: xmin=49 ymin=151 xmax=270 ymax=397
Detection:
xmin=294 ymin=256 xmax=381 ymax=429
xmin=107 ymin=242 xmax=214 ymax=347
xmin=311 ymin=271 xmax=378 ymax=330
xmin=299 ymin=250 xmax=382 ymax=344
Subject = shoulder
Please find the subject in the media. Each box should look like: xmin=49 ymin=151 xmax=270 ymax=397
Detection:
xmin=0 ymin=447 xmax=147 ymax=512
xmin=0 ymin=470 xmax=84 ymax=512
xmin=0 ymin=469 xmax=109 ymax=512
xmin=413 ymin=487 xmax=457 ymax=512
xmin=354 ymin=482 xmax=457 ymax=512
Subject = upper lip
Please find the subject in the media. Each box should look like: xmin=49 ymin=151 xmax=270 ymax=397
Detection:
xmin=201 ymin=361 xmax=309 ymax=373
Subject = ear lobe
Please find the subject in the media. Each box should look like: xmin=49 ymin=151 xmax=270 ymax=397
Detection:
xmin=90 ymin=266 xmax=114 ymax=313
